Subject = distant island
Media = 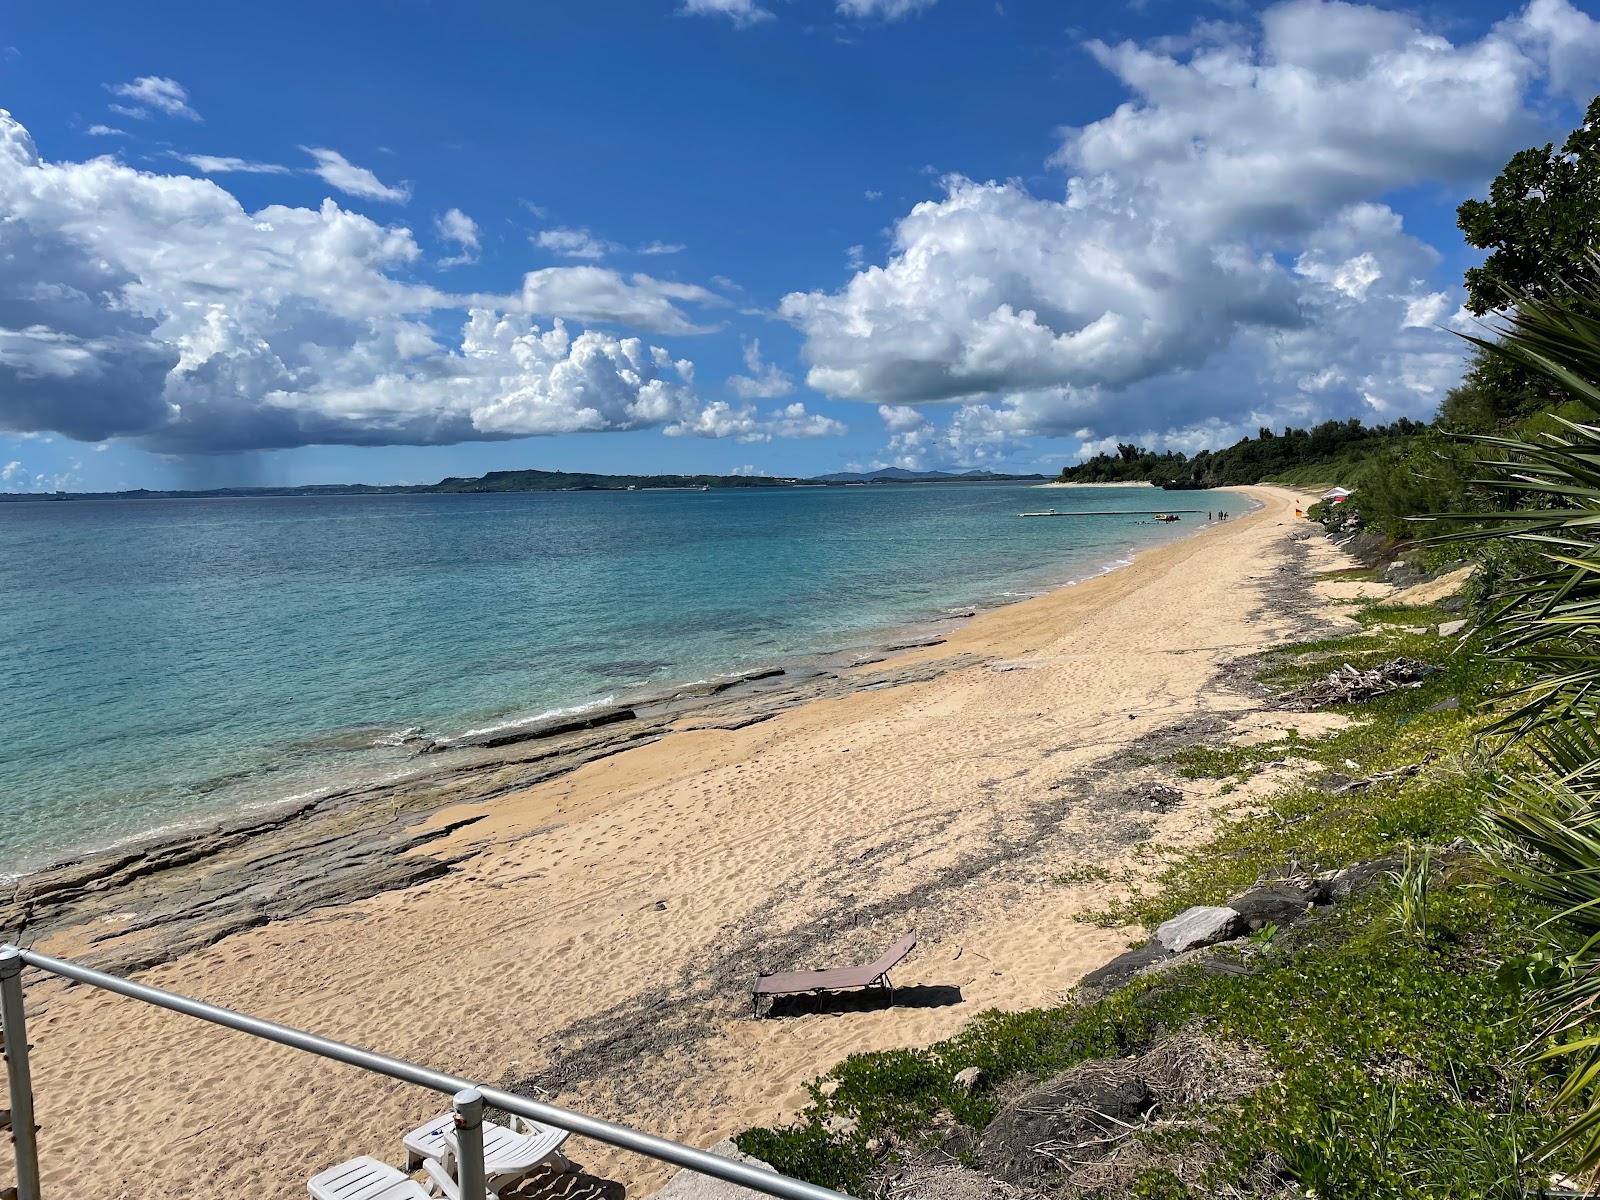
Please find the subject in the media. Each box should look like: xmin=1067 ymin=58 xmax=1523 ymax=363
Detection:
xmin=0 ymin=465 xmax=1048 ymax=503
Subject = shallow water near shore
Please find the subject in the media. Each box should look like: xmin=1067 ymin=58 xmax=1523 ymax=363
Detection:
xmin=0 ymin=482 xmax=1249 ymax=873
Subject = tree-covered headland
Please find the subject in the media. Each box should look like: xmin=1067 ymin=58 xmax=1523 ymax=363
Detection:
xmin=1059 ymin=96 xmax=1600 ymax=540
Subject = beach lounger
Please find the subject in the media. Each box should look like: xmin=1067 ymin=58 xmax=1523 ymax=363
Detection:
xmin=402 ymin=1112 xmax=572 ymax=1190
xmin=308 ymin=1155 xmax=482 ymax=1200
xmin=752 ymin=929 xmax=917 ymax=1017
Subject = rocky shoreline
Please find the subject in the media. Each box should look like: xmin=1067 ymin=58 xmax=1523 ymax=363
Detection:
xmin=2 ymin=624 xmax=994 ymax=977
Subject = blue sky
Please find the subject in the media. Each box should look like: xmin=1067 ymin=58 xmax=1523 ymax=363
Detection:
xmin=0 ymin=0 xmax=1597 ymax=491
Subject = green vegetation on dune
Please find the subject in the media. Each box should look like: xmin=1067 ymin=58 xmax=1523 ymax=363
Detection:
xmin=1254 ymin=456 xmax=1374 ymax=489
xmin=735 ymin=604 xmax=1571 ymax=1197
xmin=743 ymin=890 xmax=1557 ymax=1193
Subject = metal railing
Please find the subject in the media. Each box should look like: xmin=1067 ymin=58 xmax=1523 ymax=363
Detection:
xmin=0 ymin=944 xmax=854 ymax=1200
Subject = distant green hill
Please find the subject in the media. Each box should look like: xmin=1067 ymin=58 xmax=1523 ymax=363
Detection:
xmin=0 ymin=468 xmax=805 ymax=501
xmin=428 ymin=468 xmax=801 ymax=492
xmin=0 ymin=464 xmax=1046 ymax=503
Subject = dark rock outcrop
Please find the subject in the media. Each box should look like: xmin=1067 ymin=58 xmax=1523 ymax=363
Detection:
xmin=1227 ymin=882 xmax=1323 ymax=931
xmin=1321 ymin=853 xmax=1406 ymax=902
xmin=1079 ymin=942 xmax=1169 ymax=992
xmin=1383 ymin=560 xmax=1428 ymax=587
xmin=422 ymin=703 xmax=637 ymax=752
xmin=1078 ymin=879 xmax=1335 ymax=998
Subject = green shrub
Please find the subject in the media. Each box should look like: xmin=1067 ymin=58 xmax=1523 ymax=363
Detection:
xmin=732 ymin=1124 xmax=876 ymax=1193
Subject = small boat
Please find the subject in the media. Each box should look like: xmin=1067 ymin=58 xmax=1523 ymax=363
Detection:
xmin=1153 ymin=512 xmax=1180 ymax=522
xmin=1020 ymin=510 xmax=1063 ymax=518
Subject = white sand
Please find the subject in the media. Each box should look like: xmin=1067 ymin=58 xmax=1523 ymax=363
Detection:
xmin=17 ymin=485 xmax=1343 ymax=1199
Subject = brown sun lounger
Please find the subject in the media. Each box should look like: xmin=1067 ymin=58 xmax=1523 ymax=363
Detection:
xmin=752 ymin=930 xmax=917 ymax=1017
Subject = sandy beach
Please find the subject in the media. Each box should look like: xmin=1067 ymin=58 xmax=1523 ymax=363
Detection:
xmin=8 ymin=485 xmax=1355 ymax=1199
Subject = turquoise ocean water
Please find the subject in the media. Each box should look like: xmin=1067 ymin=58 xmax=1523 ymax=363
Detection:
xmin=0 ymin=483 xmax=1251 ymax=874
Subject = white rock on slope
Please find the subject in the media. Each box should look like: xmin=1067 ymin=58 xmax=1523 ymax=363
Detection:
xmin=1155 ymin=905 xmax=1243 ymax=953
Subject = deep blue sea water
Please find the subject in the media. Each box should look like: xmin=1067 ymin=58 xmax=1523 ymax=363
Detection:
xmin=0 ymin=483 xmax=1250 ymax=873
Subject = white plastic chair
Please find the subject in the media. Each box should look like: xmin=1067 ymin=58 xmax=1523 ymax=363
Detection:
xmin=402 ymin=1112 xmax=571 ymax=1191
xmin=308 ymin=1155 xmax=493 ymax=1200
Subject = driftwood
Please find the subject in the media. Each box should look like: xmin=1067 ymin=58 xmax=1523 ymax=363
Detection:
xmin=1281 ymin=658 xmax=1436 ymax=709
xmin=1331 ymin=763 xmax=1423 ymax=794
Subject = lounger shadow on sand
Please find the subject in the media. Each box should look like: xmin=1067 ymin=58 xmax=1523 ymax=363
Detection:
xmin=753 ymin=930 xmax=941 ymax=1018
xmin=763 ymin=983 xmax=963 ymax=1019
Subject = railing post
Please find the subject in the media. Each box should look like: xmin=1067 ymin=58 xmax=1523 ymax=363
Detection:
xmin=0 ymin=948 xmax=41 ymax=1200
xmin=452 ymin=1087 xmax=486 ymax=1200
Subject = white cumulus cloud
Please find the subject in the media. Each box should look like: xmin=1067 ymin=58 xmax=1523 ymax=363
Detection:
xmin=106 ymin=76 xmax=200 ymax=121
xmin=178 ymin=154 xmax=292 ymax=175
xmin=303 ymin=147 xmax=411 ymax=203
xmin=727 ymin=339 xmax=795 ymax=399
xmin=666 ymin=400 xmax=844 ymax=442
xmin=878 ymin=404 xmax=927 ymax=432
xmin=534 ymin=227 xmax=619 ymax=260
xmin=436 ymin=207 xmax=481 ymax=267
xmin=515 ymin=267 xmax=722 ymax=335
xmin=785 ymin=0 xmax=1597 ymax=466
xmin=0 ymin=457 xmax=78 ymax=493
xmin=680 ymin=0 xmax=774 ymax=26
xmin=1504 ymin=0 xmax=1600 ymax=101
xmin=0 ymin=109 xmax=766 ymax=453
xmin=783 ymin=176 xmax=1301 ymax=404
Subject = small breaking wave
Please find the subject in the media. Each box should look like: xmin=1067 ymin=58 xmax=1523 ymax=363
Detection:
xmin=449 ymin=696 xmax=618 ymax=744
xmin=372 ymin=726 xmax=425 ymax=748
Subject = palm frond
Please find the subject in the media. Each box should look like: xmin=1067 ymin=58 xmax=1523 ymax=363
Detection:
xmin=1467 ymin=267 xmax=1600 ymax=1171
